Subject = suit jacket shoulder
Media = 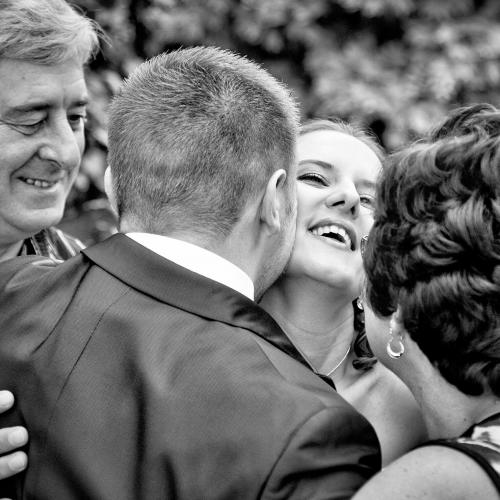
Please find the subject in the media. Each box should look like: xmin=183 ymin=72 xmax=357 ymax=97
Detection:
xmin=0 ymin=234 xmax=380 ymax=500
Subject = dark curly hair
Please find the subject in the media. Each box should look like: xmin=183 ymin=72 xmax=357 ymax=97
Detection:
xmin=428 ymin=103 xmax=500 ymax=141
xmin=364 ymin=108 xmax=500 ymax=397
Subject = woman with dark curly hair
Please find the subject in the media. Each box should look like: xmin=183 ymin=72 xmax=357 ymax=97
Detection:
xmin=354 ymin=105 xmax=500 ymax=498
xmin=260 ymin=119 xmax=427 ymax=465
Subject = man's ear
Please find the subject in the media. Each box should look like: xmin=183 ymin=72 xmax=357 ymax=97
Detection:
xmin=260 ymin=169 xmax=287 ymax=234
xmin=104 ymin=166 xmax=118 ymax=215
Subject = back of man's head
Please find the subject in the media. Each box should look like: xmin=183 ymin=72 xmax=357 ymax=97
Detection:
xmin=0 ymin=0 xmax=99 ymax=65
xmin=107 ymin=46 xmax=299 ymax=242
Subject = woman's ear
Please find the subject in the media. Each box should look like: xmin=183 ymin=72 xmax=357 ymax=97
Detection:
xmin=390 ymin=306 xmax=406 ymax=338
xmin=386 ymin=306 xmax=409 ymax=359
xmin=392 ymin=306 xmax=404 ymax=329
xmin=260 ymin=169 xmax=288 ymax=234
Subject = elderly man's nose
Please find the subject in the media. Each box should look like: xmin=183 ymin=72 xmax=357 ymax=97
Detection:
xmin=38 ymin=120 xmax=82 ymax=168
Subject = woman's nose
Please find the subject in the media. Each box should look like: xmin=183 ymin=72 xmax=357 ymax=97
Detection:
xmin=325 ymin=181 xmax=360 ymax=217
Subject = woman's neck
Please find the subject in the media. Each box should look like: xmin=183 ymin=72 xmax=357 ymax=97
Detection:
xmin=260 ymin=276 xmax=355 ymax=377
xmin=421 ymin=389 xmax=500 ymax=439
xmin=399 ymin=347 xmax=500 ymax=439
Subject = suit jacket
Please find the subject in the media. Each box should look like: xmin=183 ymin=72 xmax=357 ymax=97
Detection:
xmin=0 ymin=233 xmax=380 ymax=499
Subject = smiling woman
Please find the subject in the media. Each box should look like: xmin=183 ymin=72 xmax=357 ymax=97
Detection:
xmin=260 ymin=118 xmax=428 ymax=465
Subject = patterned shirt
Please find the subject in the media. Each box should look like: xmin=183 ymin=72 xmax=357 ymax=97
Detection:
xmin=19 ymin=227 xmax=85 ymax=261
xmin=424 ymin=412 xmax=500 ymax=493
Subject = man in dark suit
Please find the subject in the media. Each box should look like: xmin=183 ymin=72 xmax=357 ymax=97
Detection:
xmin=0 ymin=46 xmax=380 ymax=499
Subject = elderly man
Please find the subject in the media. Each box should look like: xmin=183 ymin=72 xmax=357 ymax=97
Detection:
xmin=0 ymin=0 xmax=99 ymax=262
xmin=0 ymin=46 xmax=380 ymax=499
xmin=0 ymin=0 xmax=99 ymax=486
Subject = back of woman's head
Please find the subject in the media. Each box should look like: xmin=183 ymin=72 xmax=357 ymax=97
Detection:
xmin=364 ymin=124 xmax=500 ymax=397
xmin=428 ymin=103 xmax=500 ymax=141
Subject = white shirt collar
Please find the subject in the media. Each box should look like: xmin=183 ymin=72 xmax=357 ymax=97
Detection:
xmin=126 ymin=233 xmax=254 ymax=300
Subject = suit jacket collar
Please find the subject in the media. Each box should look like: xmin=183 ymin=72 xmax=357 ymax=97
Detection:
xmin=82 ymin=233 xmax=312 ymax=371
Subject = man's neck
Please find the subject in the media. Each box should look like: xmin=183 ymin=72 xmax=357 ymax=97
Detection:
xmin=121 ymin=222 xmax=260 ymax=293
xmin=125 ymin=232 xmax=255 ymax=300
xmin=0 ymin=240 xmax=24 ymax=262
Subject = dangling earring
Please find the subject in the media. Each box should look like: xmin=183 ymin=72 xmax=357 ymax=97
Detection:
xmin=386 ymin=317 xmax=405 ymax=359
xmin=356 ymin=297 xmax=364 ymax=311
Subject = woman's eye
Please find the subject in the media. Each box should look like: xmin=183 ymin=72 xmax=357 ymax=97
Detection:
xmin=360 ymin=195 xmax=375 ymax=209
xmin=297 ymin=172 xmax=328 ymax=186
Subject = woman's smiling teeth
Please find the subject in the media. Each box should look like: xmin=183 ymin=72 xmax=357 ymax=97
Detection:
xmin=310 ymin=224 xmax=353 ymax=250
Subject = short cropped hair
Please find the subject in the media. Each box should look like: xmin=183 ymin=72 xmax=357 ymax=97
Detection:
xmin=108 ymin=46 xmax=300 ymax=239
xmin=364 ymin=128 xmax=500 ymax=398
xmin=0 ymin=0 xmax=99 ymax=65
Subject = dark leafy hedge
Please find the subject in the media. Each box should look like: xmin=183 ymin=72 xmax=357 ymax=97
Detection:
xmin=61 ymin=0 xmax=500 ymax=244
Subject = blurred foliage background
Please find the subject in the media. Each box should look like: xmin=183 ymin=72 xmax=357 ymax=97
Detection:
xmin=61 ymin=0 xmax=500 ymax=243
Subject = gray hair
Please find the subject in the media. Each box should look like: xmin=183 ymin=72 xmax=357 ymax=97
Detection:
xmin=0 ymin=0 xmax=100 ymax=65
xmin=108 ymin=46 xmax=300 ymax=240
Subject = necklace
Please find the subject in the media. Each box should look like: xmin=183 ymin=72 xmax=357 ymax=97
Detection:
xmin=265 ymin=308 xmax=352 ymax=378
xmin=324 ymin=346 xmax=351 ymax=378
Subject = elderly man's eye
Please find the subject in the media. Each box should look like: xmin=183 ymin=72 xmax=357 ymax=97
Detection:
xmin=4 ymin=120 xmax=45 ymax=136
xmin=68 ymin=113 xmax=87 ymax=130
